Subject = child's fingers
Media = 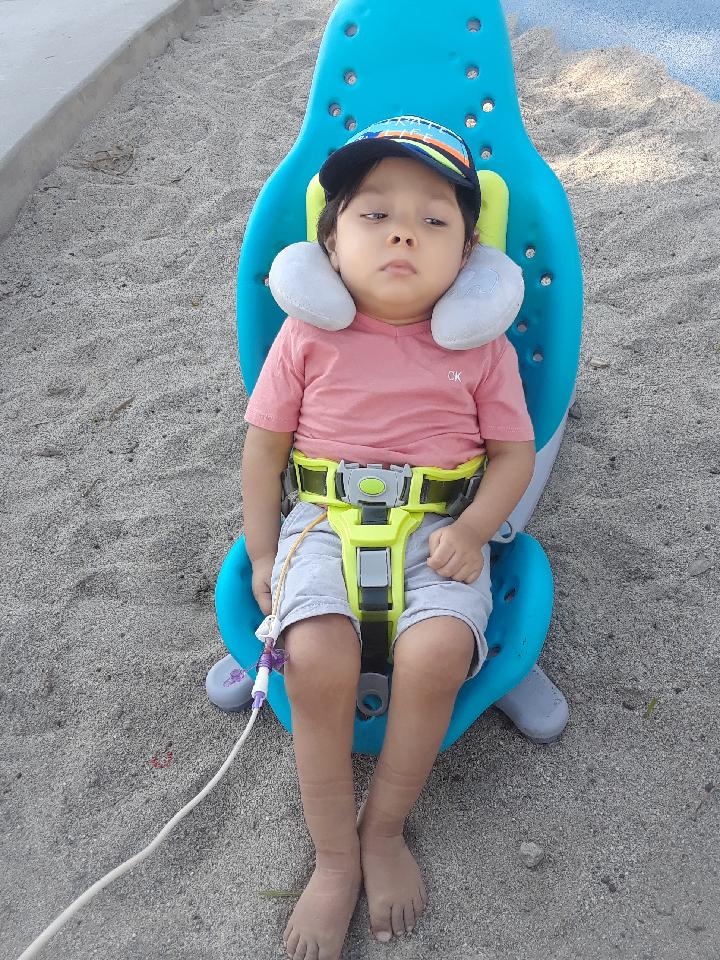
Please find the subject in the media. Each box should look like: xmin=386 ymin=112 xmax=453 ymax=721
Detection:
xmin=427 ymin=528 xmax=455 ymax=569
xmin=454 ymin=563 xmax=479 ymax=584
xmin=251 ymin=572 xmax=273 ymax=615
xmin=429 ymin=549 xmax=458 ymax=576
xmin=253 ymin=588 xmax=271 ymax=616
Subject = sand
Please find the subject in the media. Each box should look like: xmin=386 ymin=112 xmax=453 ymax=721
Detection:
xmin=1 ymin=1 xmax=719 ymax=957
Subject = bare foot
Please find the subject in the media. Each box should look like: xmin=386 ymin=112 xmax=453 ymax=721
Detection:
xmin=357 ymin=805 xmax=428 ymax=941
xmin=283 ymin=858 xmax=362 ymax=960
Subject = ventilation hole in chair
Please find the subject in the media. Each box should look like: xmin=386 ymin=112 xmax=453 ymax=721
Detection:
xmin=540 ymin=272 xmax=553 ymax=286
xmin=344 ymin=70 xmax=357 ymax=85
xmin=525 ymin=245 xmax=536 ymax=258
xmin=467 ymin=17 xmax=482 ymax=31
xmin=480 ymin=147 xmax=492 ymax=160
xmin=504 ymin=587 xmax=516 ymax=602
xmin=482 ymin=99 xmax=495 ymax=112
xmin=466 ymin=65 xmax=479 ymax=79
xmin=516 ymin=320 xmax=528 ymax=333
xmin=532 ymin=349 xmax=543 ymax=363
xmin=465 ymin=113 xmax=477 ymax=128
xmin=487 ymin=644 xmax=501 ymax=658
xmin=345 ymin=116 xmax=357 ymax=131
xmin=344 ymin=23 xmax=358 ymax=37
xmin=329 ymin=102 xmax=342 ymax=117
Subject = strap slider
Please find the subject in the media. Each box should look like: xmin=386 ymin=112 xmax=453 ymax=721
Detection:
xmin=280 ymin=459 xmax=299 ymax=517
xmin=446 ymin=467 xmax=486 ymax=519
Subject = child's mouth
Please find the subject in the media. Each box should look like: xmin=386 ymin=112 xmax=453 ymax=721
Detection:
xmin=383 ymin=264 xmax=416 ymax=275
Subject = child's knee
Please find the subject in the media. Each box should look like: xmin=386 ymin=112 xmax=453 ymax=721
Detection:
xmin=392 ymin=616 xmax=475 ymax=692
xmin=282 ymin=613 xmax=361 ymax=699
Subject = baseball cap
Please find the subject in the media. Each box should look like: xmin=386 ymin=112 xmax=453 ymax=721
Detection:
xmin=318 ymin=115 xmax=481 ymax=226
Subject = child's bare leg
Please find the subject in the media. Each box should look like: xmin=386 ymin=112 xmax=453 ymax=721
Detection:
xmin=281 ymin=613 xmax=363 ymax=960
xmin=357 ymin=616 xmax=475 ymax=942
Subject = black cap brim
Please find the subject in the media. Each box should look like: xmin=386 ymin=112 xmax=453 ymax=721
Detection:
xmin=318 ymin=139 xmax=481 ymax=224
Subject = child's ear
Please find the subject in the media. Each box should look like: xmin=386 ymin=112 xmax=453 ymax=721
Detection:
xmin=461 ymin=230 xmax=480 ymax=267
xmin=324 ymin=232 xmax=340 ymax=273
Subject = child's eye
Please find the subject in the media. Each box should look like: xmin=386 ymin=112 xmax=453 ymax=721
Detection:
xmin=363 ymin=213 xmax=446 ymax=226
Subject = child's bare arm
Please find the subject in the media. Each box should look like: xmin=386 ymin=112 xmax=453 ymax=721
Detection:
xmin=427 ymin=438 xmax=535 ymax=580
xmin=241 ymin=424 xmax=294 ymax=563
xmin=455 ymin=437 xmax=536 ymax=545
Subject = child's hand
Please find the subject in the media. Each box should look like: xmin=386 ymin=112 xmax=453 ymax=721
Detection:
xmin=251 ymin=555 xmax=276 ymax=615
xmin=427 ymin=522 xmax=486 ymax=583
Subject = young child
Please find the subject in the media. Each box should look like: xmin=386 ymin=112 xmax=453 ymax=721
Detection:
xmin=242 ymin=116 xmax=536 ymax=960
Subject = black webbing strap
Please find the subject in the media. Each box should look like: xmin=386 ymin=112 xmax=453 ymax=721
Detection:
xmin=360 ymin=621 xmax=391 ymax=675
xmin=420 ymin=475 xmax=466 ymax=504
xmin=358 ymin=504 xmax=391 ymax=675
xmin=297 ymin=465 xmax=328 ymax=496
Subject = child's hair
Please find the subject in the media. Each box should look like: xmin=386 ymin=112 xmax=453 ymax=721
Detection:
xmin=316 ymin=157 xmax=479 ymax=260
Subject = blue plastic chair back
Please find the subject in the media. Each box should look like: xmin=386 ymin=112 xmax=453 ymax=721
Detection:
xmin=216 ymin=0 xmax=583 ymax=754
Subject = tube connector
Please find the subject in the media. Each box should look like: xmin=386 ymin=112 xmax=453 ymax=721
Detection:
xmin=251 ymin=664 xmax=270 ymax=710
xmin=255 ymin=614 xmax=282 ymax=644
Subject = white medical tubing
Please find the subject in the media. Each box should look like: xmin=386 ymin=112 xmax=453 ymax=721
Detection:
xmin=16 ymin=707 xmax=261 ymax=960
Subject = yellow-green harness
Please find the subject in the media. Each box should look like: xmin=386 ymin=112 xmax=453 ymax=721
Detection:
xmin=281 ymin=449 xmax=487 ymax=716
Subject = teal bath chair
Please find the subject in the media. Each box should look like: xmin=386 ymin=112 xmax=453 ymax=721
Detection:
xmin=211 ymin=0 xmax=583 ymax=755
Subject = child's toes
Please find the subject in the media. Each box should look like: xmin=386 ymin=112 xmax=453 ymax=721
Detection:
xmin=392 ymin=902 xmax=409 ymax=936
xmin=403 ymin=901 xmax=416 ymax=933
xmin=303 ymin=939 xmax=320 ymax=960
xmin=290 ymin=935 xmax=308 ymax=959
xmin=371 ymin=907 xmax=393 ymax=942
xmin=284 ymin=928 xmax=300 ymax=957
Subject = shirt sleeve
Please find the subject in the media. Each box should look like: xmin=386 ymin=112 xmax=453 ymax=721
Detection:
xmin=474 ymin=335 xmax=535 ymax=442
xmin=244 ymin=316 xmax=304 ymax=432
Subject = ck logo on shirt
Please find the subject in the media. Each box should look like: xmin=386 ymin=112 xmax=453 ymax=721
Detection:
xmin=448 ymin=370 xmax=463 ymax=382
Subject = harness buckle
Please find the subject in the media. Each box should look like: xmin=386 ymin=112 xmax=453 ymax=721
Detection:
xmin=335 ymin=460 xmax=413 ymax=507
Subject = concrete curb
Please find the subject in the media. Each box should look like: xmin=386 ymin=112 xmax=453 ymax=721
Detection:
xmin=0 ymin=0 xmax=228 ymax=241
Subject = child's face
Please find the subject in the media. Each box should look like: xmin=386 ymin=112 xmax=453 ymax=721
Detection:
xmin=325 ymin=157 xmax=478 ymax=325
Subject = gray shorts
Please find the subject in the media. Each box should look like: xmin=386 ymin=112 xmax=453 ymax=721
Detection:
xmin=269 ymin=500 xmax=492 ymax=681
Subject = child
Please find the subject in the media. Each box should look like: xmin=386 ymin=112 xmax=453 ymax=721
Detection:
xmin=242 ymin=116 xmax=536 ymax=960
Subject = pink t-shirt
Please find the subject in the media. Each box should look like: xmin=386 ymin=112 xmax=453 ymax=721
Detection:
xmin=244 ymin=311 xmax=534 ymax=469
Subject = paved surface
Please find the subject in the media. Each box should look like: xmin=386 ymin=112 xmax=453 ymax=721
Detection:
xmin=0 ymin=0 xmax=225 ymax=239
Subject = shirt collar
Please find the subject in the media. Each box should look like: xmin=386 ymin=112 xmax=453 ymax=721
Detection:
xmin=352 ymin=311 xmax=432 ymax=338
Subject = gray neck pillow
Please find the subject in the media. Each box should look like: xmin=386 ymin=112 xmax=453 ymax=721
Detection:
xmin=267 ymin=241 xmax=524 ymax=350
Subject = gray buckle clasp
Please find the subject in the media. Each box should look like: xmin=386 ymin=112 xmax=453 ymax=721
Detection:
xmin=335 ymin=460 xmax=412 ymax=507
xmin=446 ymin=467 xmax=486 ymax=520
xmin=356 ymin=672 xmax=390 ymax=718
xmin=280 ymin=457 xmax=299 ymax=518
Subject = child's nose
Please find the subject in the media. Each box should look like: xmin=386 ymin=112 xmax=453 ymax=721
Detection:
xmin=388 ymin=231 xmax=416 ymax=246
